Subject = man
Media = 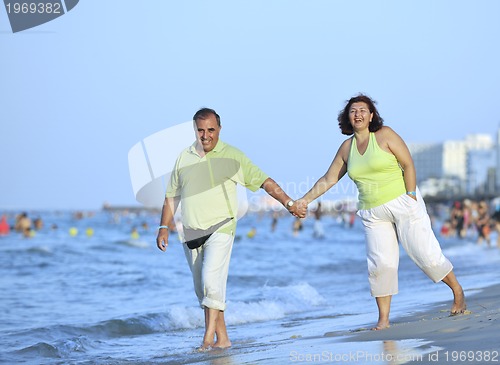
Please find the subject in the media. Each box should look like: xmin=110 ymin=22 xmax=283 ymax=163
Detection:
xmin=156 ymin=108 xmax=305 ymax=350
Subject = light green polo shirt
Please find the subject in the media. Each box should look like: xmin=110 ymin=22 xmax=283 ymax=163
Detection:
xmin=166 ymin=140 xmax=268 ymax=235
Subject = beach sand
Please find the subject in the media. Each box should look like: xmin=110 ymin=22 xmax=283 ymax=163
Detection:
xmin=189 ymin=284 xmax=500 ymax=364
xmin=337 ymin=284 xmax=500 ymax=364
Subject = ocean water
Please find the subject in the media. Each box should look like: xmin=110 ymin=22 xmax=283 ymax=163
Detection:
xmin=0 ymin=208 xmax=499 ymax=364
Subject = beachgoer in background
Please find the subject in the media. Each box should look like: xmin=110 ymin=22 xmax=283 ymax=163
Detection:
xmin=271 ymin=211 xmax=279 ymax=232
xmin=296 ymin=94 xmax=466 ymax=330
xmin=492 ymin=209 xmax=500 ymax=248
xmin=476 ymin=200 xmax=491 ymax=247
xmin=14 ymin=212 xmax=32 ymax=233
xmin=440 ymin=220 xmax=452 ymax=238
xmin=156 ymin=107 xmax=306 ymax=350
xmin=0 ymin=215 xmax=10 ymax=236
xmin=450 ymin=201 xmax=465 ymax=238
xmin=313 ymin=202 xmax=325 ymax=238
xmin=462 ymin=199 xmax=472 ymax=238
xmin=23 ymin=227 xmax=35 ymax=238
xmin=292 ymin=217 xmax=303 ymax=236
xmin=349 ymin=211 xmax=356 ymax=228
xmin=33 ymin=217 xmax=43 ymax=231
xmin=131 ymin=227 xmax=140 ymax=240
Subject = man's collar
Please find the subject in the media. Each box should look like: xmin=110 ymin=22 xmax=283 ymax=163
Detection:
xmin=211 ymin=140 xmax=225 ymax=153
xmin=189 ymin=140 xmax=225 ymax=156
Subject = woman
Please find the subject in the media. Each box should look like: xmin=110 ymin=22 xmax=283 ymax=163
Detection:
xmin=297 ymin=94 xmax=466 ymax=330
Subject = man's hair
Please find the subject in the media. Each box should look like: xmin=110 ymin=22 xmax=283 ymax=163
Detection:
xmin=193 ymin=108 xmax=221 ymax=126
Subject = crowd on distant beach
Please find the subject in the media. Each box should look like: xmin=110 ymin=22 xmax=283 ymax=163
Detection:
xmin=3 ymin=197 xmax=500 ymax=249
xmin=0 ymin=212 xmax=44 ymax=238
xmin=0 ymin=210 xmax=156 ymax=240
xmin=439 ymin=198 xmax=500 ymax=248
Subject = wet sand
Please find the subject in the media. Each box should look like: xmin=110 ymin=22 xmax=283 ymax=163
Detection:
xmin=339 ymin=284 xmax=500 ymax=364
xmin=191 ymin=284 xmax=500 ymax=364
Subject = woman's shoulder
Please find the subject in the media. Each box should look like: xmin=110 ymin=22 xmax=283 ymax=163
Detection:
xmin=375 ymin=125 xmax=402 ymax=141
xmin=340 ymin=136 xmax=354 ymax=149
xmin=338 ymin=137 xmax=354 ymax=158
xmin=375 ymin=125 xmax=396 ymax=135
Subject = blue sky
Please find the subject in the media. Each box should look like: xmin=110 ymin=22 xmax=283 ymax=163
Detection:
xmin=1 ymin=1 xmax=499 ymax=210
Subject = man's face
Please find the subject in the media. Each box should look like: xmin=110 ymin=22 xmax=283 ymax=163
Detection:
xmin=195 ymin=114 xmax=221 ymax=153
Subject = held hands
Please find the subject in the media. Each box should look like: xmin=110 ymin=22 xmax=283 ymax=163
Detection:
xmin=156 ymin=228 xmax=169 ymax=251
xmin=288 ymin=198 xmax=308 ymax=218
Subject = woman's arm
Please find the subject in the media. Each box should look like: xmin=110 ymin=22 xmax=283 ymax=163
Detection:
xmin=382 ymin=127 xmax=417 ymax=198
xmin=300 ymin=139 xmax=351 ymax=205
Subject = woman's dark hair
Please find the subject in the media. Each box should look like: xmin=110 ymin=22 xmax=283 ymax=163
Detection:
xmin=337 ymin=94 xmax=384 ymax=135
xmin=193 ymin=107 xmax=221 ymax=126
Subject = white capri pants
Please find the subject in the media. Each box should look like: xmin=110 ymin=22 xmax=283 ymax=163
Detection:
xmin=183 ymin=232 xmax=234 ymax=311
xmin=357 ymin=191 xmax=453 ymax=297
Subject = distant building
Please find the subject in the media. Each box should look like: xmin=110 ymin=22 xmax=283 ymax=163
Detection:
xmin=408 ymin=143 xmax=443 ymax=182
xmin=497 ymin=127 xmax=500 ymax=192
xmin=467 ymin=149 xmax=495 ymax=195
xmin=408 ymin=132 xmax=497 ymax=198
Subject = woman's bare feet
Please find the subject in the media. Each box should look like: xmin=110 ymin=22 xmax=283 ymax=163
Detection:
xmin=442 ymin=271 xmax=467 ymax=315
xmin=373 ymin=296 xmax=392 ymax=330
xmin=450 ymin=287 xmax=466 ymax=315
xmin=371 ymin=319 xmax=390 ymax=331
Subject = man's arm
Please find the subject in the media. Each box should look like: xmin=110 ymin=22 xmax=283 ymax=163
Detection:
xmin=156 ymin=196 xmax=180 ymax=251
xmin=261 ymin=178 xmax=306 ymax=218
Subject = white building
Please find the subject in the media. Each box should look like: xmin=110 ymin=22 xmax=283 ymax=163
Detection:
xmin=467 ymin=149 xmax=496 ymax=194
xmin=408 ymin=143 xmax=443 ymax=182
xmin=497 ymin=127 xmax=500 ymax=192
xmin=408 ymin=133 xmax=496 ymax=197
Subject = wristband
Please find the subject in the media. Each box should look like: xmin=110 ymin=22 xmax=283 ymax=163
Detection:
xmin=158 ymin=225 xmax=169 ymax=230
xmin=406 ymin=191 xmax=416 ymax=196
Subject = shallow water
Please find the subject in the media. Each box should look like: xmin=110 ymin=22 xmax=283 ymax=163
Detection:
xmin=0 ymin=209 xmax=498 ymax=364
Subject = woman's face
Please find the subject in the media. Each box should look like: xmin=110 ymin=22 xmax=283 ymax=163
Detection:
xmin=348 ymin=102 xmax=373 ymax=131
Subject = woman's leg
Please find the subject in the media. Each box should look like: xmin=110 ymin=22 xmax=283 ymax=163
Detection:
xmin=395 ymin=192 xmax=465 ymax=315
xmin=374 ymin=295 xmax=392 ymax=330
xmin=358 ymin=208 xmax=400 ymax=330
xmin=441 ymin=270 xmax=466 ymax=315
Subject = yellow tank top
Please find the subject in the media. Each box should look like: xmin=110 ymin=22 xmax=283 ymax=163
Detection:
xmin=347 ymin=133 xmax=406 ymax=209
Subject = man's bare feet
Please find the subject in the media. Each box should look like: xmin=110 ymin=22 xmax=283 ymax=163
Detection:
xmin=213 ymin=339 xmax=232 ymax=348
xmin=450 ymin=287 xmax=466 ymax=315
xmin=197 ymin=341 xmax=213 ymax=352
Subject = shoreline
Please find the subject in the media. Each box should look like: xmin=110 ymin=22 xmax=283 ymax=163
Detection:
xmin=336 ymin=283 xmax=500 ymax=364
xmin=192 ymin=283 xmax=500 ymax=364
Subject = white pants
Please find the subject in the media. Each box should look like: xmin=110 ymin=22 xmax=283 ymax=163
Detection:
xmin=357 ymin=191 xmax=453 ymax=297
xmin=183 ymin=232 xmax=234 ymax=311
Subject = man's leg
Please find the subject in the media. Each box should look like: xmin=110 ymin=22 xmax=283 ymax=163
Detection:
xmin=200 ymin=308 xmax=231 ymax=349
xmin=200 ymin=307 xmax=218 ymax=350
xmin=200 ymin=233 xmax=234 ymax=349
xmin=214 ymin=310 xmax=231 ymax=348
